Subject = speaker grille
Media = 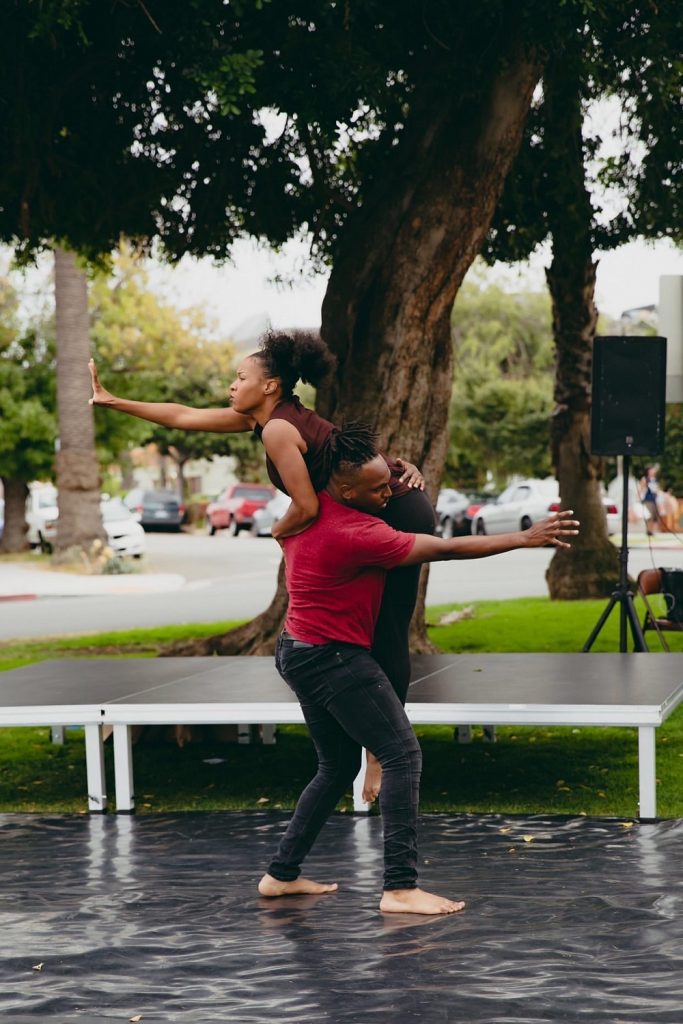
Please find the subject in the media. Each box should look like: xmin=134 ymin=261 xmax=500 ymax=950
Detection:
xmin=590 ymin=336 xmax=666 ymax=456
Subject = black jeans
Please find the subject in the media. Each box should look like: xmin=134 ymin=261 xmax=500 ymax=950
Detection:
xmin=374 ymin=488 xmax=436 ymax=704
xmin=267 ymin=636 xmax=422 ymax=891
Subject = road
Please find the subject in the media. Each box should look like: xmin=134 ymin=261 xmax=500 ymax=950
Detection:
xmin=3 ymin=529 xmax=683 ymax=640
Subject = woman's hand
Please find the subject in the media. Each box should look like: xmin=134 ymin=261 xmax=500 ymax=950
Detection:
xmin=396 ymin=458 xmax=425 ymax=490
xmin=88 ymin=359 xmax=115 ymax=406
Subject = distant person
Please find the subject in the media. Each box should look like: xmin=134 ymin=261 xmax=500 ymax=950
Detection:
xmin=89 ymin=333 xmax=433 ymax=802
xmin=258 ymin=424 xmax=579 ymax=914
xmin=638 ymin=466 xmax=659 ymax=535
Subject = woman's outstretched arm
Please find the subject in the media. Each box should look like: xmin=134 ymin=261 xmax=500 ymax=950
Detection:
xmin=88 ymin=359 xmax=254 ymax=433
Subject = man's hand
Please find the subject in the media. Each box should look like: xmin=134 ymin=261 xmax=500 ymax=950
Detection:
xmin=396 ymin=458 xmax=425 ymax=490
xmin=88 ymin=359 xmax=114 ymax=406
xmin=523 ymin=510 xmax=580 ymax=549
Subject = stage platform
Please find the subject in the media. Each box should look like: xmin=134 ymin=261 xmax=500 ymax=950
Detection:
xmin=1 ymin=654 xmax=682 ymax=819
xmin=0 ymin=811 xmax=681 ymax=1022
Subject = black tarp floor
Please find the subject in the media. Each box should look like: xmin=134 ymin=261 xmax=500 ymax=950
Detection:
xmin=0 ymin=811 xmax=681 ymax=1023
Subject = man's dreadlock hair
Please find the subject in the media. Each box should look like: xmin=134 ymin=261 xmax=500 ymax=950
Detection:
xmin=321 ymin=422 xmax=380 ymax=483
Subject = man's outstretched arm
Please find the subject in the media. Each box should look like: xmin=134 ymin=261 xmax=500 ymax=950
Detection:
xmin=398 ymin=510 xmax=580 ymax=567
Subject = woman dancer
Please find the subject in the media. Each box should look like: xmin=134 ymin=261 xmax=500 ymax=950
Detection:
xmin=89 ymin=333 xmax=436 ymax=799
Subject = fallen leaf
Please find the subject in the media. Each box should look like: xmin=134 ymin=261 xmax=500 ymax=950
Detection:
xmin=522 ymin=835 xmax=534 ymax=843
xmin=508 ymin=848 xmax=516 ymax=854
xmin=130 ymin=1016 xmax=143 ymax=1022
xmin=437 ymin=606 xmax=474 ymax=625
xmin=596 ymin=790 xmax=606 ymax=798
xmin=498 ymin=827 xmax=512 ymax=834
xmin=618 ymin=821 xmax=635 ymax=829
xmin=32 ymin=963 xmax=43 ymax=972
xmin=256 ymin=797 xmax=270 ymax=804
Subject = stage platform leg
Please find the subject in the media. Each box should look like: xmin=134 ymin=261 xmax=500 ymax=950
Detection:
xmin=113 ymin=724 xmax=135 ymax=813
xmin=638 ymin=725 xmax=657 ymax=821
xmin=84 ymin=724 xmax=107 ymax=814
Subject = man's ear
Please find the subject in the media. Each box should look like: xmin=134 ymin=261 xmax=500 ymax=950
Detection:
xmin=337 ymin=481 xmax=355 ymax=501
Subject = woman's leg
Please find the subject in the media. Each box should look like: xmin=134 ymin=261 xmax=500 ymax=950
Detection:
xmin=363 ymin=490 xmax=436 ymax=800
xmin=373 ymin=488 xmax=436 ymax=701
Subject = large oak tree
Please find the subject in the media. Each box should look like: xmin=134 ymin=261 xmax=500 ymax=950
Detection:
xmin=2 ymin=1 xmax=633 ymax=647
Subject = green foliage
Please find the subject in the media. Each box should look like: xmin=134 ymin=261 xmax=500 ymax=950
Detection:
xmin=447 ymin=277 xmax=554 ymax=487
xmin=1 ymin=1 xmax=616 ymax=265
xmin=484 ymin=4 xmax=682 ymax=265
xmin=0 ymin=277 xmax=57 ymax=481
xmin=655 ymin=405 xmax=683 ymax=496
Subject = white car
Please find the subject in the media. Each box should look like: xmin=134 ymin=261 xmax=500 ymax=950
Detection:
xmin=250 ymin=491 xmax=292 ymax=536
xmin=25 ymin=485 xmax=59 ymax=549
xmin=471 ymin=478 xmax=619 ymax=536
xmin=27 ymin=492 xmax=145 ymax=557
xmin=100 ymin=498 xmax=146 ymax=557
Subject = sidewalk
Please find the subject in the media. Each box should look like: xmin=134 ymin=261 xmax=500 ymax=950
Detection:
xmin=0 ymin=564 xmax=186 ymax=601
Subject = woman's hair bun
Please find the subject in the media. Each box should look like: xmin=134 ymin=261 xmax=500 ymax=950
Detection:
xmin=256 ymin=331 xmax=336 ymax=393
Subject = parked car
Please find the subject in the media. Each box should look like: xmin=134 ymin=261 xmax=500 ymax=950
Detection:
xmin=435 ymin=488 xmax=498 ymax=539
xmin=26 ymin=484 xmax=59 ymax=549
xmin=250 ymin=491 xmax=292 ymax=536
xmin=123 ymin=488 xmax=185 ymax=531
xmin=471 ymin=478 xmax=619 ymax=536
xmin=100 ymin=498 xmax=146 ymax=557
xmin=206 ymin=483 xmax=275 ymax=536
xmin=30 ymin=496 xmax=146 ymax=556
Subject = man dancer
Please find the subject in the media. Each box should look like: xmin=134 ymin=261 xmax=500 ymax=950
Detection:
xmin=259 ymin=426 xmax=579 ymax=914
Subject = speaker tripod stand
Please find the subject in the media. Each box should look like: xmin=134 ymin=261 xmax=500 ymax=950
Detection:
xmin=582 ymin=455 xmax=649 ymax=652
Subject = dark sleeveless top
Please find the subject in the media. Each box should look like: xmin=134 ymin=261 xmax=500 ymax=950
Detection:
xmin=253 ymin=396 xmax=411 ymax=498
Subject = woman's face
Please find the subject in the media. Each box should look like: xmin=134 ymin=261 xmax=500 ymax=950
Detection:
xmin=229 ymin=357 xmax=277 ymax=414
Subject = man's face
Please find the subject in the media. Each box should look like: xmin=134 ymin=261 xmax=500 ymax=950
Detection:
xmin=338 ymin=455 xmax=393 ymax=514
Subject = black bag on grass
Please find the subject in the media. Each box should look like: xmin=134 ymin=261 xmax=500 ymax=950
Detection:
xmin=660 ymin=567 xmax=683 ymax=623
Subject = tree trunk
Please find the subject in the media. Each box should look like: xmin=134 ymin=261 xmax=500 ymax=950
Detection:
xmin=0 ymin=477 xmax=29 ymax=553
xmin=54 ymin=247 xmax=105 ymax=554
xmin=165 ymin=33 xmax=543 ymax=656
xmin=542 ymin=61 xmax=619 ymax=598
xmin=318 ymin=40 xmax=543 ymax=646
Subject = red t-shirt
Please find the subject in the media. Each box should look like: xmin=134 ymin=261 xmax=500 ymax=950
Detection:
xmin=283 ymin=491 xmax=416 ymax=648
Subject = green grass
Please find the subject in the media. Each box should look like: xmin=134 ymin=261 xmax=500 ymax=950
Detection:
xmin=0 ymin=599 xmax=681 ymax=818
xmin=0 ymin=620 xmax=241 ymax=672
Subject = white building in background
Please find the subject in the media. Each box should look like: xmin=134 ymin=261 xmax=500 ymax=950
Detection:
xmin=659 ymin=275 xmax=683 ymax=403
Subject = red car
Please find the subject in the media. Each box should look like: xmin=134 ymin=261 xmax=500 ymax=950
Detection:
xmin=206 ymin=483 xmax=275 ymax=536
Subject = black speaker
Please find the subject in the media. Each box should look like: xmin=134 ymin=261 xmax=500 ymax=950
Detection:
xmin=590 ymin=335 xmax=667 ymax=456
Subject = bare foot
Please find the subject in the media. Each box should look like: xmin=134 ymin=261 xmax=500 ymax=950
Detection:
xmin=379 ymin=887 xmax=465 ymax=915
xmin=258 ymin=873 xmax=338 ymax=897
xmin=362 ymin=752 xmax=382 ymax=803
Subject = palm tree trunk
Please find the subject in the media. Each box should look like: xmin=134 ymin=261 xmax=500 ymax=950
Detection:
xmin=54 ymin=247 xmax=105 ymax=553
